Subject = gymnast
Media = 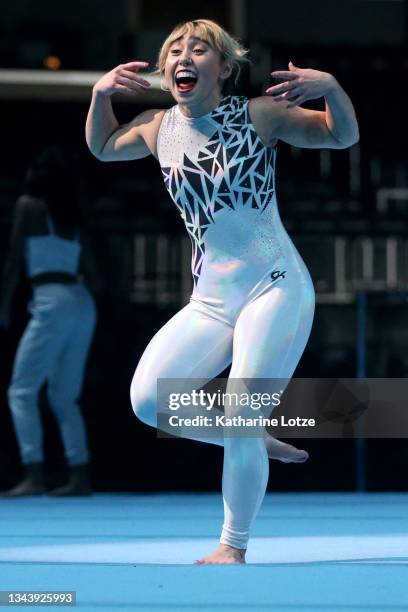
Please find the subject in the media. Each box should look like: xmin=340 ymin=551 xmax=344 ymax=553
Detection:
xmin=86 ymin=18 xmax=359 ymax=563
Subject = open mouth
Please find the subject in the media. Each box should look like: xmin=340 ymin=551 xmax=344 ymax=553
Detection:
xmin=175 ymin=70 xmax=198 ymax=93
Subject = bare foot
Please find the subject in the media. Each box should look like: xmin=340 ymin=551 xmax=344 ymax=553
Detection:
xmin=194 ymin=544 xmax=246 ymax=565
xmin=265 ymin=434 xmax=309 ymax=463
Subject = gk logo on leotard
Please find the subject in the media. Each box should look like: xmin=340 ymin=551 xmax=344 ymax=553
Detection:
xmin=270 ymin=270 xmax=286 ymax=282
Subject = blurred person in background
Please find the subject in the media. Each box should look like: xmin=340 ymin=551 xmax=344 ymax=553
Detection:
xmin=86 ymin=18 xmax=358 ymax=563
xmin=0 ymin=146 xmax=103 ymax=497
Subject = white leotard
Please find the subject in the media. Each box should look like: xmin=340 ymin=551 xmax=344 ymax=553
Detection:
xmin=157 ymin=95 xmax=313 ymax=325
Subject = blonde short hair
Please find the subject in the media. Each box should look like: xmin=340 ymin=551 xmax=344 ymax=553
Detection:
xmin=155 ymin=19 xmax=250 ymax=91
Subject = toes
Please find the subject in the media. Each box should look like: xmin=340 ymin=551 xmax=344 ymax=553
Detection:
xmin=194 ymin=552 xmax=244 ymax=564
xmin=297 ymin=451 xmax=309 ymax=462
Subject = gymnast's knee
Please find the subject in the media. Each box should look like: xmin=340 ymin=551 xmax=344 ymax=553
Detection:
xmin=130 ymin=376 xmax=157 ymax=428
xmin=7 ymin=382 xmax=38 ymax=411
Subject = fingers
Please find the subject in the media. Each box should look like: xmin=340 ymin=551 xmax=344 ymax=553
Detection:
xmin=95 ymin=61 xmax=151 ymax=97
xmin=264 ymin=83 xmax=306 ymax=108
xmin=115 ymin=82 xmax=147 ymax=96
xmin=286 ymin=96 xmax=306 ymax=109
xmin=270 ymin=92 xmax=297 ymax=102
xmin=113 ymin=63 xmax=151 ymax=95
xmin=265 ymin=80 xmax=298 ymax=96
xmin=270 ymin=70 xmax=299 ymax=80
xmin=271 ymin=93 xmax=290 ymax=102
xmin=266 ymin=88 xmax=301 ymax=102
xmin=280 ymin=90 xmax=301 ymax=102
xmin=119 ymin=69 xmax=151 ymax=89
xmin=122 ymin=61 xmax=150 ymax=71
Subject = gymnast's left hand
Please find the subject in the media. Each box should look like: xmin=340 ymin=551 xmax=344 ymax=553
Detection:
xmin=265 ymin=61 xmax=335 ymax=109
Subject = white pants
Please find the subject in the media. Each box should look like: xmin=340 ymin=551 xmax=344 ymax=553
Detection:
xmin=130 ymin=268 xmax=315 ymax=550
xmin=8 ymin=283 xmax=96 ymax=466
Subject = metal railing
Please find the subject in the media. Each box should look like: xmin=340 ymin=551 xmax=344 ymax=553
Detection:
xmin=130 ymin=233 xmax=408 ymax=307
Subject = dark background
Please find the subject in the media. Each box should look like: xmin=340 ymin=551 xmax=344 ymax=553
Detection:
xmin=1 ymin=0 xmax=408 ymax=493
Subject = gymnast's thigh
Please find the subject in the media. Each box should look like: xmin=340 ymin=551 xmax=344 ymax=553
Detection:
xmin=131 ymin=302 xmax=234 ymax=409
xmin=230 ymin=282 xmax=315 ymax=381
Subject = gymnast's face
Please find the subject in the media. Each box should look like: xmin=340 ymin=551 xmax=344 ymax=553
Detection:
xmin=164 ymin=33 xmax=231 ymax=112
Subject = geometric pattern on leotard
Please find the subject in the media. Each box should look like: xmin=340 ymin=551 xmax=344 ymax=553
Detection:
xmin=160 ymin=96 xmax=277 ymax=288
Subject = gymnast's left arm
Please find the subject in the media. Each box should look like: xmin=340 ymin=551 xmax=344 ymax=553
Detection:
xmin=250 ymin=61 xmax=359 ymax=150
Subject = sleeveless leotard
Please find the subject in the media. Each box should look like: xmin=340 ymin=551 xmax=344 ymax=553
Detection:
xmin=157 ymin=95 xmax=313 ymax=325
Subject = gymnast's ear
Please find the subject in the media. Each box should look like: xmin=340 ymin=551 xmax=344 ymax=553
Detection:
xmin=220 ymin=60 xmax=233 ymax=81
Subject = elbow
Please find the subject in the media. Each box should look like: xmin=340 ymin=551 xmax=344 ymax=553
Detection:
xmin=347 ymin=127 xmax=360 ymax=147
xmin=347 ymin=132 xmax=360 ymax=148
xmin=346 ymin=122 xmax=360 ymax=147
xmin=86 ymin=142 xmax=104 ymax=161
xmin=85 ymin=135 xmax=108 ymax=162
xmin=88 ymin=146 xmax=108 ymax=162
xmin=326 ymin=123 xmax=360 ymax=149
xmin=335 ymin=131 xmax=360 ymax=149
xmin=92 ymin=151 xmax=106 ymax=162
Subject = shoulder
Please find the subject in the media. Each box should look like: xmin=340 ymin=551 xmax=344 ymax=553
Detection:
xmin=15 ymin=195 xmax=46 ymax=218
xmin=9 ymin=196 xmax=44 ymax=237
xmin=131 ymin=108 xmax=167 ymax=132
xmin=248 ymin=96 xmax=274 ymax=119
xmin=133 ymin=108 xmax=168 ymax=159
xmin=247 ymin=96 xmax=279 ymax=148
xmin=125 ymin=107 xmax=167 ymax=143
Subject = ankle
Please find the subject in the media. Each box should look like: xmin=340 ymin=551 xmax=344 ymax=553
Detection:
xmin=219 ymin=543 xmax=246 ymax=556
xmin=24 ymin=462 xmax=45 ymax=481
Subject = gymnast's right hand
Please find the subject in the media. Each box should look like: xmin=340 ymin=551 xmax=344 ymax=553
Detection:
xmin=93 ymin=61 xmax=151 ymax=97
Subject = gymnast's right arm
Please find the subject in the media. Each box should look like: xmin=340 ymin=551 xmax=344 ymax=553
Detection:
xmin=85 ymin=61 xmax=161 ymax=162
